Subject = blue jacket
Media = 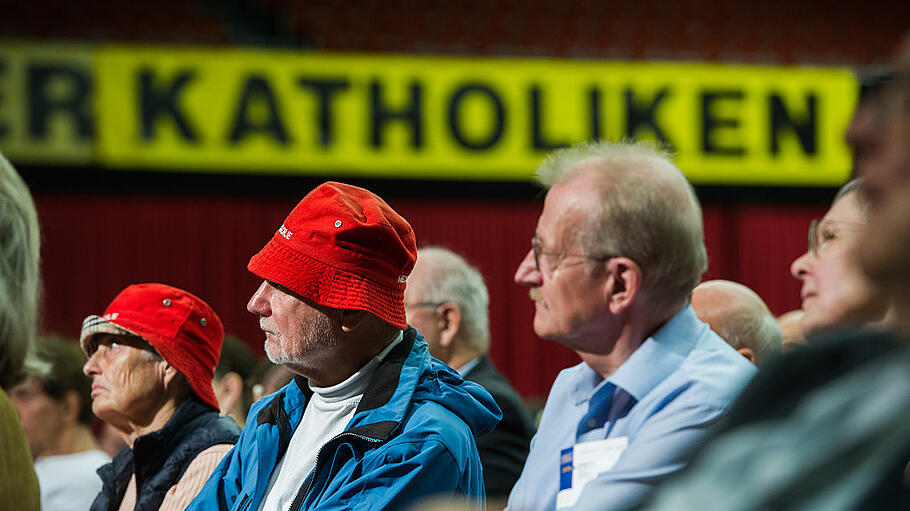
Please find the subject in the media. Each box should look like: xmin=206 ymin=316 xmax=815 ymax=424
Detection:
xmin=188 ymin=328 xmax=501 ymax=511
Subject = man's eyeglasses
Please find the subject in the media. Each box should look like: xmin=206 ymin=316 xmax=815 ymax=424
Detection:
xmin=531 ymin=237 xmax=617 ymax=273
xmin=807 ymin=219 xmax=866 ymax=256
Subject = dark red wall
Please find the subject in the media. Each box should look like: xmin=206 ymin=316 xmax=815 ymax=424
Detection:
xmin=33 ymin=189 xmax=826 ymax=400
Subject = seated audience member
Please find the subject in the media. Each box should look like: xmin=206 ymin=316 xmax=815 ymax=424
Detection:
xmin=507 ymin=141 xmax=756 ymax=511
xmin=637 ymin=43 xmax=910 ymax=510
xmin=790 ymin=178 xmax=889 ymax=336
xmin=249 ymin=360 xmax=294 ymax=402
xmin=213 ymin=335 xmax=257 ymax=427
xmin=10 ymin=337 xmax=110 ymax=511
xmin=81 ymin=283 xmax=240 ymax=511
xmin=0 ymin=151 xmax=41 ymax=510
xmin=690 ymin=280 xmax=782 ymax=366
xmin=188 ymin=182 xmax=499 ymax=511
xmin=776 ymin=310 xmax=806 ymax=351
xmin=406 ymin=246 xmax=536 ymax=501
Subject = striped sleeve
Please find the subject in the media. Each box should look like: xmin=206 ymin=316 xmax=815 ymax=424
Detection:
xmin=159 ymin=443 xmax=235 ymax=511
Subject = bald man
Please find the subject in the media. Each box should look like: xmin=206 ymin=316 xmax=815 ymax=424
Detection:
xmin=691 ymin=280 xmax=782 ymax=366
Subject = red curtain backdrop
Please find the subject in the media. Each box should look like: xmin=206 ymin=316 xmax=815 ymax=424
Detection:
xmin=34 ymin=190 xmax=826 ymax=400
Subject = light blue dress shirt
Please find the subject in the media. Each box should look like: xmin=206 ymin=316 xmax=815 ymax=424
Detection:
xmin=506 ymin=305 xmax=757 ymax=511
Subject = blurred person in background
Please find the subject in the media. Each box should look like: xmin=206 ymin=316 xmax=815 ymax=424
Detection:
xmin=775 ymin=310 xmax=806 ymax=351
xmin=213 ymin=335 xmax=257 ymax=427
xmin=690 ymin=280 xmax=782 ymax=366
xmin=97 ymin=421 xmax=128 ymax=459
xmin=637 ymin=39 xmax=910 ymax=510
xmin=81 ymin=283 xmax=240 ymax=511
xmin=189 ymin=182 xmax=499 ymax=511
xmin=790 ymin=178 xmax=889 ymax=336
xmin=249 ymin=360 xmax=294 ymax=403
xmin=0 ymin=151 xmax=42 ymax=511
xmin=10 ymin=336 xmax=109 ymax=511
xmin=406 ymin=246 xmax=536 ymax=502
xmin=507 ymin=141 xmax=755 ymax=511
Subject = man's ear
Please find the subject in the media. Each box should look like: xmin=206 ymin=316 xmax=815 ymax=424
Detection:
xmin=436 ymin=302 xmax=461 ymax=348
xmin=736 ymin=347 xmax=757 ymax=365
xmin=339 ymin=309 xmax=371 ymax=333
xmin=606 ymin=257 xmax=642 ymax=314
xmin=61 ymin=390 xmax=82 ymax=423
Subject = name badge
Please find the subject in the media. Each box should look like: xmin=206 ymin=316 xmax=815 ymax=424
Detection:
xmin=556 ymin=437 xmax=628 ymax=509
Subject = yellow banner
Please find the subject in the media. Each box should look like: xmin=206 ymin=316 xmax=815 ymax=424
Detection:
xmin=0 ymin=43 xmax=94 ymax=164
xmin=1 ymin=42 xmax=859 ymax=186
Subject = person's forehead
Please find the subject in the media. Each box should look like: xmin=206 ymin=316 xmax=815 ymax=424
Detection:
xmin=823 ymin=194 xmax=863 ymax=223
xmin=539 ymin=178 xmax=599 ymax=240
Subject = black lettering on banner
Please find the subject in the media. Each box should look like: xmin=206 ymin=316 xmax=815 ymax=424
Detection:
xmin=770 ymin=93 xmax=817 ymax=156
xmin=624 ymin=87 xmax=673 ymax=149
xmin=589 ymin=86 xmax=602 ymax=141
xmin=298 ymin=78 xmax=350 ymax=147
xmin=701 ymin=90 xmax=745 ymax=156
xmin=370 ymin=80 xmax=423 ymax=149
xmin=447 ymin=83 xmax=505 ymax=151
xmin=0 ymin=60 xmax=6 ymax=138
xmin=27 ymin=64 xmax=94 ymax=140
xmin=229 ymin=74 xmax=289 ymax=145
xmin=530 ymin=85 xmax=569 ymax=150
xmin=139 ymin=69 xmax=197 ymax=142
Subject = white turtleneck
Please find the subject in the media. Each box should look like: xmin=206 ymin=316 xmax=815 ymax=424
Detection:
xmin=257 ymin=332 xmax=403 ymax=511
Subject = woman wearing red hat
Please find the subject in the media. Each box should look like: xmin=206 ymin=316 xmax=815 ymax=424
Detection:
xmin=80 ymin=283 xmax=240 ymax=511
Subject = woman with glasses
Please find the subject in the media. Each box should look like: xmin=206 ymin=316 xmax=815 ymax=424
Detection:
xmin=790 ymin=178 xmax=889 ymax=336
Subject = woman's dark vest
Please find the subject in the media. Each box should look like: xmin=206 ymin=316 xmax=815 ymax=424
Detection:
xmin=91 ymin=398 xmax=240 ymax=511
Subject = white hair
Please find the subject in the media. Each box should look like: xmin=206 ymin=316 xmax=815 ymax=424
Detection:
xmin=692 ymin=280 xmax=783 ymax=365
xmin=0 ymin=152 xmax=41 ymax=389
xmin=536 ymin=140 xmax=707 ymax=313
xmin=411 ymin=247 xmax=490 ymax=353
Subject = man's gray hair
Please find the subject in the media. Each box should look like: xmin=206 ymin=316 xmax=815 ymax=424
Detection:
xmin=692 ymin=280 xmax=783 ymax=365
xmin=717 ymin=306 xmax=782 ymax=365
xmin=0 ymin=152 xmax=41 ymax=390
xmin=411 ymin=247 xmax=490 ymax=353
xmin=536 ymin=140 xmax=707 ymax=313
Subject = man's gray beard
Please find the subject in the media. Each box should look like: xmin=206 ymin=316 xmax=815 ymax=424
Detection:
xmin=264 ymin=311 xmax=339 ymax=366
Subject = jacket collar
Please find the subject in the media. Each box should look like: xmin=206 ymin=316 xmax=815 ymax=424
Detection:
xmin=272 ymin=327 xmax=421 ymax=442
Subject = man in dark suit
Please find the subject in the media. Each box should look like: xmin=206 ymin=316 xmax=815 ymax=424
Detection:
xmin=405 ymin=246 xmax=536 ymax=502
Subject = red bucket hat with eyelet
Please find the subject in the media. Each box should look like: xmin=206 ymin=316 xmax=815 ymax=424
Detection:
xmin=248 ymin=181 xmax=417 ymax=329
xmin=79 ymin=283 xmax=225 ymax=411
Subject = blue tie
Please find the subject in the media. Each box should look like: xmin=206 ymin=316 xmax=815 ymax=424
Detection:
xmin=576 ymin=382 xmax=637 ymax=439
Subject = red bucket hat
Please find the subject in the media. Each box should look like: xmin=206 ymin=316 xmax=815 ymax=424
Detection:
xmin=79 ymin=283 xmax=225 ymax=411
xmin=248 ymin=182 xmax=417 ymax=329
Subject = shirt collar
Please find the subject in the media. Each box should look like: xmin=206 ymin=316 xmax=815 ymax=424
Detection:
xmin=455 ymin=356 xmax=481 ymax=377
xmin=606 ymin=305 xmax=704 ymax=401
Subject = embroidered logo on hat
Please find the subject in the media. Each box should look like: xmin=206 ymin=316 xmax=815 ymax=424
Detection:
xmin=248 ymin=181 xmax=417 ymax=329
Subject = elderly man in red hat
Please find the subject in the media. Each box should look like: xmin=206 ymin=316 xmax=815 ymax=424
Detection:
xmin=81 ymin=283 xmax=240 ymax=511
xmin=189 ymin=182 xmax=500 ymax=511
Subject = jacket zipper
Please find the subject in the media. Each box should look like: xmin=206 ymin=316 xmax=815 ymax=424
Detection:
xmin=286 ymin=432 xmax=384 ymax=511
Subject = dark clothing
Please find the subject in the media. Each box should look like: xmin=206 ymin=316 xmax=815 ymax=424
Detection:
xmin=464 ymin=355 xmax=535 ymax=499
xmin=91 ymin=398 xmax=240 ymax=511
xmin=714 ymin=328 xmax=904 ymax=435
xmin=635 ymin=328 xmax=910 ymax=510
